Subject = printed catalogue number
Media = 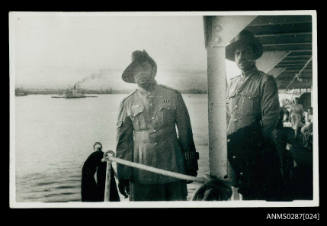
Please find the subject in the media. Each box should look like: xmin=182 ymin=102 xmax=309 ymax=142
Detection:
xmin=266 ymin=213 xmax=320 ymax=221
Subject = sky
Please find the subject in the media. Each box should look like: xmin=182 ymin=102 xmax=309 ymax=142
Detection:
xmin=10 ymin=12 xmax=240 ymax=90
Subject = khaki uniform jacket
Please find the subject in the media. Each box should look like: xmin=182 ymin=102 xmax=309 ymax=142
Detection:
xmin=227 ymin=67 xmax=280 ymax=139
xmin=116 ymin=83 xmax=197 ymax=184
xmin=226 ymin=67 xmax=280 ymax=188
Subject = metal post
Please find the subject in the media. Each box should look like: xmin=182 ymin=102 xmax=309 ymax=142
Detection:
xmin=207 ymin=47 xmax=228 ymax=179
xmin=104 ymin=160 xmax=112 ymax=201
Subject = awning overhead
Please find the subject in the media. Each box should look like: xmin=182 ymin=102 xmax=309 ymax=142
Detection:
xmin=245 ymin=15 xmax=313 ymax=90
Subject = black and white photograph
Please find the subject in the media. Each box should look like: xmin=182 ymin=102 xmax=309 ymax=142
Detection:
xmin=9 ymin=11 xmax=318 ymax=208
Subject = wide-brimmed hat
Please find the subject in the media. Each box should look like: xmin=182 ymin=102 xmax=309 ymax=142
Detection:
xmin=122 ymin=50 xmax=157 ymax=83
xmin=225 ymin=30 xmax=263 ymax=61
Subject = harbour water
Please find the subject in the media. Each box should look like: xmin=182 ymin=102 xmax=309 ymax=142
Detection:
xmin=14 ymin=94 xmax=209 ymax=202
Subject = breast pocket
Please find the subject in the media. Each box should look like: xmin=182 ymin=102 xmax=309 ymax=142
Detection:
xmin=240 ymin=94 xmax=259 ymax=115
xmin=130 ymin=104 xmax=145 ymax=129
xmin=157 ymin=104 xmax=175 ymax=126
xmin=227 ymin=93 xmax=237 ymax=113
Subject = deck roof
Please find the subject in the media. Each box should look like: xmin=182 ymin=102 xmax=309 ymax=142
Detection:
xmin=246 ymin=15 xmax=313 ymax=90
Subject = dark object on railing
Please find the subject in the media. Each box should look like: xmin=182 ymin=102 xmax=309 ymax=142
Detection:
xmin=81 ymin=150 xmax=120 ymax=202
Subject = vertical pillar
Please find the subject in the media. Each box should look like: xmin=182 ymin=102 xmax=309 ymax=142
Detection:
xmin=207 ymin=47 xmax=227 ymax=178
xmin=204 ymin=16 xmax=256 ymax=178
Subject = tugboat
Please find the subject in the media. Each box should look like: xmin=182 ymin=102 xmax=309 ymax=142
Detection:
xmin=52 ymin=84 xmax=97 ymax=99
xmin=63 ymin=84 xmax=86 ymax=98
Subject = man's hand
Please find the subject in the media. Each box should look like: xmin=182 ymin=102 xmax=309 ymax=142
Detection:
xmin=184 ymin=152 xmax=199 ymax=183
xmin=185 ymin=170 xmax=197 ymax=184
xmin=118 ymin=179 xmax=130 ymax=198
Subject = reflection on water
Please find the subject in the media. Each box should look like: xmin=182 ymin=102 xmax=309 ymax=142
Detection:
xmin=15 ymin=94 xmax=209 ymax=202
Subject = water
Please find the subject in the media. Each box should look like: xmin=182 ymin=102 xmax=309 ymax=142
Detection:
xmin=14 ymin=94 xmax=209 ymax=202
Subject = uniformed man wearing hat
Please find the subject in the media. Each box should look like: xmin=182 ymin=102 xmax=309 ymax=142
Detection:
xmin=116 ymin=50 xmax=199 ymax=201
xmin=225 ymin=30 xmax=282 ymax=200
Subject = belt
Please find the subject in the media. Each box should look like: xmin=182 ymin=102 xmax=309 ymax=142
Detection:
xmin=134 ymin=126 xmax=176 ymax=143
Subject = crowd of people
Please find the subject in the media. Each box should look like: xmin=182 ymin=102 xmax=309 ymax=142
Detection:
xmin=274 ymin=97 xmax=313 ymax=200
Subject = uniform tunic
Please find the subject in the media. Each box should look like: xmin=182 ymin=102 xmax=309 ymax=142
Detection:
xmin=226 ymin=66 xmax=281 ymax=199
xmin=227 ymin=67 xmax=280 ymax=138
xmin=116 ymin=83 xmax=197 ymax=186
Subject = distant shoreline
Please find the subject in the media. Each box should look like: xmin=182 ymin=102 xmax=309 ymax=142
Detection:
xmin=14 ymin=88 xmax=208 ymax=95
xmin=15 ymin=88 xmax=307 ymax=96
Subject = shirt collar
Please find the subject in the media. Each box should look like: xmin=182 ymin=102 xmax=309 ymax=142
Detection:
xmin=241 ymin=65 xmax=259 ymax=79
xmin=137 ymin=81 xmax=158 ymax=97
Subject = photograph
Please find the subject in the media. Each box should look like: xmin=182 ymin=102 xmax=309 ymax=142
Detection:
xmin=9 ymin=11 xmax=318 ymax=208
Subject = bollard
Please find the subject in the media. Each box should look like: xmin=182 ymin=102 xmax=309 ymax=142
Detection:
xmin=103 ymin=150 xmax=115 ymax=202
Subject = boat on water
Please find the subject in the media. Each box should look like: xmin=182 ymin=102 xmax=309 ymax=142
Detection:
xmin=51 ymin=85 xmax=97 ymax=99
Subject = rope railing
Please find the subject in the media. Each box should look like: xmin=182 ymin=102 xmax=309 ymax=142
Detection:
xmin=103 ymin=150 xmax=207 ymax=183
xmin=101 ymin=150 xmax=209 ymax=201
xmin=102 ymin=150 xmax=242 ymax=201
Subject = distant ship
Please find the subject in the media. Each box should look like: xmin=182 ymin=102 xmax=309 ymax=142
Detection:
xmin=52 ymin=85 xmax=97 ymax=99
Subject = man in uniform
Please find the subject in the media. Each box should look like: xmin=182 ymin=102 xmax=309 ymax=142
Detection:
xmin=225 ymin=30 xmax=282 ymax=200
xmin=116 ymin=50 xmax=199 ymax=201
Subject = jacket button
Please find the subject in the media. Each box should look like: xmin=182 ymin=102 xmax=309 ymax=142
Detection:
xmin=240 ymin=172 xmax=243 ymax=175
xmin=227 ymin=138 xmax=231 ymax=143
xmin=232 ymin=155 xmax=236 ymax=159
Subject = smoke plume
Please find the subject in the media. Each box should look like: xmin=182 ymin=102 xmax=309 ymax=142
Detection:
xmin=74 ymin=70 xmax=107 ymax=88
